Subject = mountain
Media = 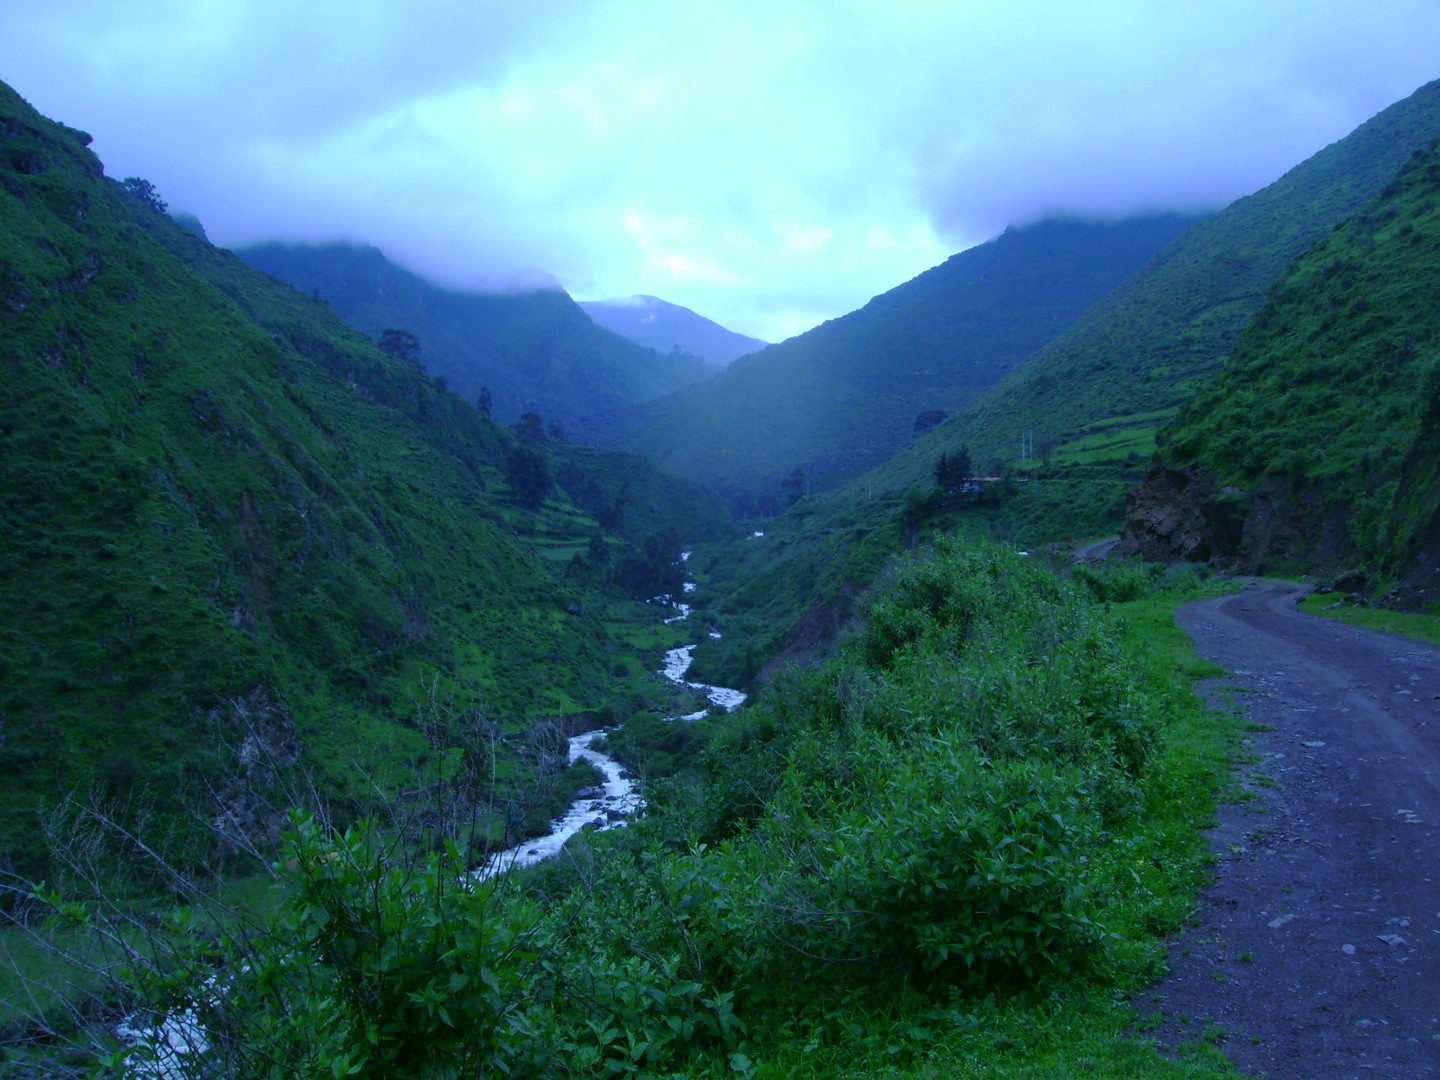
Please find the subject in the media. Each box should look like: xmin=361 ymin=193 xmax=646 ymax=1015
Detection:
xmin=579 ymin=214 xmax=1205 ymax=504
xmin=578 ymin=294 xmax=767 ymax=365
xmin=684 ymin=79 xmax=1440 ymax=684
xmin=1121 ymin=138 xmax=1440 ymax=596
xmin=0 ymin=80 xmax=726 ymax=876
xmin=237 ymin=242 xmax=715 ymax=426
xmin=906 ymin=77 xmax=1440 ymax=475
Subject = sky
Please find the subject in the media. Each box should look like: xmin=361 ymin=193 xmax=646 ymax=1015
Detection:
xmin=2 ymin=1 xmax=1438 ymax=343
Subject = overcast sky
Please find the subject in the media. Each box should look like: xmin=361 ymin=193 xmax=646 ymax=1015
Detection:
xmin=3 ymin=1 xmax=1438 ymax=341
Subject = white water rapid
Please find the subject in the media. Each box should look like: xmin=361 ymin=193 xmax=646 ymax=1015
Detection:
xmin=470 ymin=731 xmax=642 ymax=880
xmin=471 ymin=553 xmax=744 ymax=874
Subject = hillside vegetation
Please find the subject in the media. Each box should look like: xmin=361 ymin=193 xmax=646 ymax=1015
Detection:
xmin=1128 ymin=139 xmax=1440 ymax=583
xmin=679 ymin=78 xmax=1440 ymax=682
xmin=238 ymin=242 xmax=713 ymax=426
xmin=901 ymin=76 xmax=1440 ymax=478
xmin=28 ymin=543 xmax=1242 ymax=1080
xmin=580 ymin=214 xmax=1203 ymax=506
xmin=0 ymin=80 xmax=724 ymax=878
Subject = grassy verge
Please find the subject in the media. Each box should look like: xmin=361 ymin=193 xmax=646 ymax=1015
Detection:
xmin=1297 ymin=593 xmax=1440 ymax=645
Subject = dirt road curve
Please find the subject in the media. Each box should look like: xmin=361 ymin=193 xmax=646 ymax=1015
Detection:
xmin=1144 ymin=580 xmax=1440 ymax=1079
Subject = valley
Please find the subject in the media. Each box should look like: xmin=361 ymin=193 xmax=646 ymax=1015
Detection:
xmin=5 ymin=55 xmax=1440 ymax=1080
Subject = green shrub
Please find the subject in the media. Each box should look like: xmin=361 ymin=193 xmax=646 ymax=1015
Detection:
xmin=1071 ymin=560 xmax=1163 ymax=603
xmin=89 ymin=810 xmax=745 ymax=1079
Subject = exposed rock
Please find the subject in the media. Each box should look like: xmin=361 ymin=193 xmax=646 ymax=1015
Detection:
xmin=209 ymin=689 xmax=302 ymax=856
xmin=1120 ymin=462 xmax=1357 ymax=575
xmin=756 ymin=580 xmax=859 ymax=684
xmin=1333 ymin=570 xmax=1369 ymax=593
xmin=1118 ymin=464 xmax=1244 ymax=563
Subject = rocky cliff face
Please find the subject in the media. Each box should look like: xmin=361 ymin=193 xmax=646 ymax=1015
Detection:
xmin=1118 ymin=465 xmax=1245 ymax=563
xmin=1119 ymin=463 xmax=1355 ymax=576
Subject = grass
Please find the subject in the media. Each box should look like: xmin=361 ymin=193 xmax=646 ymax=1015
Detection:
xmin=712 ymin=993 xmax=1242 ymax=1079
xmin=1297 ymin=593 xmax=1440 ymax=645
xmin=0 ymin=922 xmax=117 ymax=1034
xmin=1051 ymin=410 xmax=1174 ymax=465
xmin=0 ymin=79 xmax=734 ymax=880
xmin=601 ymin=215 xmax=1204 ymax=502
xmin=4 ymin=555 xmax=1256 ymax=1079
xmin=1158 ymin=140 xmax=1440 ymax=572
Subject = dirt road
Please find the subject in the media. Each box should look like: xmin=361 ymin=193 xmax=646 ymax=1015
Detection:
xmin=1144 ymin=580 xmax=1440 ymax=1078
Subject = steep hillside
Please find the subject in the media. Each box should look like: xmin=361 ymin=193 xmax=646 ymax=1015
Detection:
xmin=909 ymin=76 xmax=1440 ymax=474
xmin=237 ymin=242 xmax=714 ymax=425
xmin=580 ymin=214 xmax=1203 ymax=502
xmin=1122 ymin=140 xmax=1440 ymax=585
xmin=579 ymin=294 xmax=767 ymax=365
xmin=688 ymin=82 xmax=1440 ymax=679
xmin=0 ymin=81 xmax=722 ymax=876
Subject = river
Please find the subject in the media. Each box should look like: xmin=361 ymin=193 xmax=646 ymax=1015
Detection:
xmin=469 ymin=556 xmax=745 ymax=875
xmin=120 ymin=558 xmax=745 ymax=1074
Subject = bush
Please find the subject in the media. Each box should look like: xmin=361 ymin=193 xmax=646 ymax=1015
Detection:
xmin=668 ymin=539 xmax=1160 ymax=1003
xmin=93 ymin=811 xmax=746 ymax=1079
xmin=62 ymin=538 xmax=1199 ymax=1074
xmin=1071 ymin=560 xmax=1163 ymax=603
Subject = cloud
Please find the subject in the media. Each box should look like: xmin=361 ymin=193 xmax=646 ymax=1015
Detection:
xmin=3 ymin=0 xmax=1438 ymax=340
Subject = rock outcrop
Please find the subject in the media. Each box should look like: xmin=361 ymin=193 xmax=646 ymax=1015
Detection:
xmin=1120 ymin=463 xmax=1356 ymax=577
xmin=1118 ymin=464 xmax=1246 ymax=563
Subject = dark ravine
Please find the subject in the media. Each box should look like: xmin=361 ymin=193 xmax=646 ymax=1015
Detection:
xmin=1143 ymin=580 xmax=1440 ymax=1079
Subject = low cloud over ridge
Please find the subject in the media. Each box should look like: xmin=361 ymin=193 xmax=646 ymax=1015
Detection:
xmin=4 ymin=0 xmax=1437 ymax=340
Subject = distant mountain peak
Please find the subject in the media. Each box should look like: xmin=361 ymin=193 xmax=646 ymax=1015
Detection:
xmin=579 ymin=295 xmax=767 ymax=366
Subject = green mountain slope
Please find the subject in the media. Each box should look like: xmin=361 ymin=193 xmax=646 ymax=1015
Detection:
xmin=1120 ymin=139 xmax=1440 ymax=584
xmin=0 ymin=81 xmax=722 ymax=876
xmin=580 ymin=214 xmax=1204 ymax=502
xmin=237 ymin=242 xmax=714 ymax=425
xmin=687 ymin=80 xmax=1440 ymax=680
xmin=914 ymin=77 xmax=1440 ymax=473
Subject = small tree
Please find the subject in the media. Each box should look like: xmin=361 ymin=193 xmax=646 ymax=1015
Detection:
xmin=379 ymin=328 xmax=422 ymax=365
xmin=933 ymin=447 xmax=972 ymax=499
xmin=1039 ymin=436 xmax=1060 ymax=471
xmin=780 ymin=466 xmax=808 ymax=507
xmin=121 ymin=177 xmax=167 ymax=213
xmin=913 ymin=409 xmax=948 ymax=438
xmin=504 ymin=445 xmax=550 ymax=507
xmin=1421 ymin=357 xmax=1440 ymax=424
xmin=513 ymin=412 xmax=546 ymax=443
xmin=477 ymin=387 xmax=493 ymax=416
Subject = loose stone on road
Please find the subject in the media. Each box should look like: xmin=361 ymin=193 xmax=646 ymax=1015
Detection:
xmin=1143 ymin=580 xmax=1440 ymax=1079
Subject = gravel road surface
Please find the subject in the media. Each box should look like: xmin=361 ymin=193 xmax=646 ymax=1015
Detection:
xmin=1143 ymin=580 xmax=1440 ymax=1079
